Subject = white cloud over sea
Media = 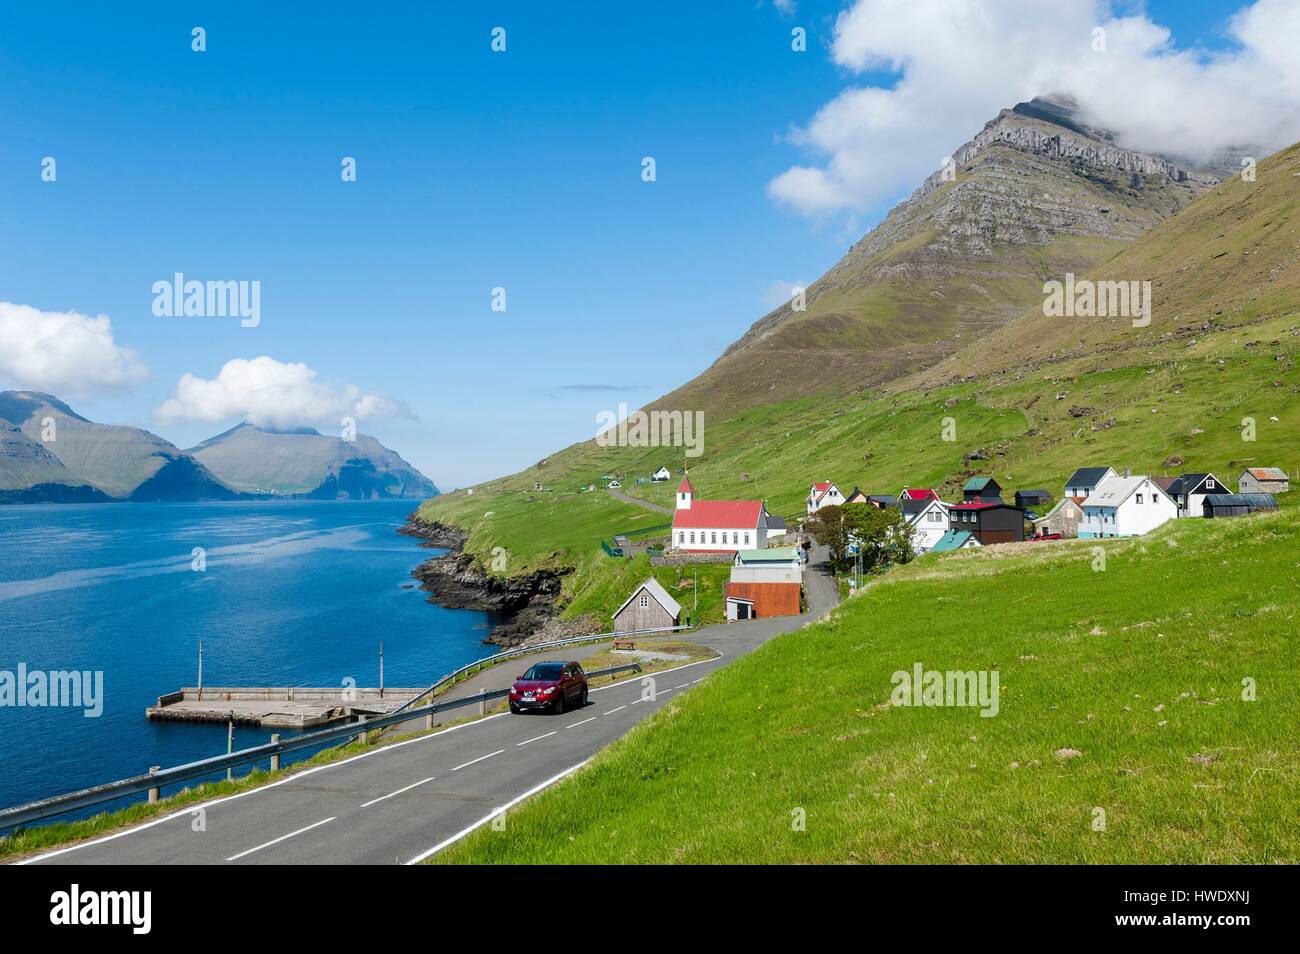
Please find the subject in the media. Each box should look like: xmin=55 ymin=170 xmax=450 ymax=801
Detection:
xmin=0 ymin=301 xmax=148 ymax=396
xmin=154 ymin=356 xmax=404 ymax=429
xmin=769 ymin=0 xmax=1300 ymax=216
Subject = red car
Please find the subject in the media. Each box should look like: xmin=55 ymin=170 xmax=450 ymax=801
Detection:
xmin=509 ymin=660 xmax=588 ymax=714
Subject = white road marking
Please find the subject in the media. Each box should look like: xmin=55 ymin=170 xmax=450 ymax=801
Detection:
xmin=674 ymin=683 xmax=690 ymax=689
xmin=225 ymin=816 xmax=335 ymax=862
xmin=565 ymin=717 xmax=597 ymax=729
xmin=360 ymin=776 xmax=435 ymax=808
xmin=603 ymin=705 xmax=627 ymax=715
xmin=405 ymin=761 xmax=590 ymax=864
xmin=693 ymin=678 xmax=705 ymax=683
xmin=452 ymin=749 xmax=504 ymax=772
xmin=516 ymin=731 xmax=556 ymax=747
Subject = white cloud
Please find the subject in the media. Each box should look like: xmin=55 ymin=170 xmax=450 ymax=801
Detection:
xmin=154 ymin=356 xmax=403 ymax=429
xmin=773 ymin=0 xmax=798 ymax=14
xmin=769 ymin=0 xmax=1300 ymax=217
xmin=0 ymin=301 xmax=148 ymax=396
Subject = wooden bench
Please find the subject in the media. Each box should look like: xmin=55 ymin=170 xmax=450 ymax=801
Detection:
xmin=612 ymin=639 xmax=636 ymax=651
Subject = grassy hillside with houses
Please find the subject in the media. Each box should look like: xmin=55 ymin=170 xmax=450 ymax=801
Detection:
xmin=414 ymin=142 xmax=1299 ymax=622
xmin=433 ymin=507 xmax=1300 ymax=864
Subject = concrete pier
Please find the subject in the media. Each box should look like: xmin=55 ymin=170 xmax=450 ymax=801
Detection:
xmin=145 ymin=686 xmax=426 ymax=729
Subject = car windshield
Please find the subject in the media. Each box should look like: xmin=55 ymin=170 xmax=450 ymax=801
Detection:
xmin=521 ymin=663 xmax=565 ymax=681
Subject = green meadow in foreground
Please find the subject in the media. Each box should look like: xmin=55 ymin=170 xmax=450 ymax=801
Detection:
xmin=435 ymin=508 xmax=1299 ymax=864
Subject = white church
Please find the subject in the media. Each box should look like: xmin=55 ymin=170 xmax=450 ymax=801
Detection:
xmin=670 ymin=477 xmax=776 ymax=552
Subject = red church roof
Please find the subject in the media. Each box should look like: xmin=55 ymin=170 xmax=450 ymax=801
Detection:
xmin=677 ymin=476 xmax=695 ymax=494
xmin=672 ymin=500 xmax=764 ymax=530
xmin=900 ymin=487 xmax=937 ymax=500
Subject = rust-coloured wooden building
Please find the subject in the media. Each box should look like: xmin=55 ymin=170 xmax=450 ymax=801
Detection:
xmin=724 ymin=581 xmax=801 ymax=620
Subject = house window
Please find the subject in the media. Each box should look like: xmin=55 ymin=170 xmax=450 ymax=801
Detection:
xmin=732 ymin=532 xmax=739 ymax=544
xmin=711 ymin=532 xmax=717 ymax=544
xmin=1206 ymin=478 xmax=1216 ymax=489
xmin=744 ymin=533 xmax=750 ymax=545
xmin=677 ymin=532 xmax=684 ymax=545
xmin=689 ymin=532 xmax=695 ymax=544
xmin=639 ymin=593 xmax=648 ymax=609
xmin=1136 ymin=494 xmax=1143 ymax=504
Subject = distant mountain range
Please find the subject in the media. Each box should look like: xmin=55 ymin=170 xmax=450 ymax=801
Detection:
xmin=0 ymin=391 xmax=438 ymax=504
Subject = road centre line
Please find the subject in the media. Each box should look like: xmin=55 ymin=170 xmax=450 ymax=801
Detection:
xmin=565 ymin=717 xmax=597 ymax=729
xmin=517 ymin=731 xmax=556 ymax=747
xmin=360 ymin=776 xmax=435 ymax=808
xmin=452 ymin=749 xmax=504 ymax=771
xmin=225 ymin=816 xmax=335 ymax=862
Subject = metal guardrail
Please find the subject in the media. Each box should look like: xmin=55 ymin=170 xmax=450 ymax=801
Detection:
xmin=391 ymin=623 xmax=690 ymax=715
xmin=0 ymin=662 xmax=644 ymax=832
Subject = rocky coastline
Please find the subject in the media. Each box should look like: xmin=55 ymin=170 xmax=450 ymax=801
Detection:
xmin=400 ymin=510 xmax=602 ymax=649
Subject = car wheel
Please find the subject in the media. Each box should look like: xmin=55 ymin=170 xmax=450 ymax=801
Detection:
xmin=553 ymin=692 xmax=566 ymax=715
xmin=580 ymin=686 xmax=588 ymax=707
xmin=509 ymin=702 xmax=520 ymax=714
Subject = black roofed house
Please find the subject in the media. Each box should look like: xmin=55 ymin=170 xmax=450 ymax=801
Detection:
xmin=1014 ymin=489 xmax=1052 ymax=511
xmin=842 ymin=487 xmax=869 ymax=504
xmin=867 ymin=495 xmax=900 ymax=510
xmin=1203 ymin=493 xmax=1278 ymax=518
xmin=962 ymin=477 xmax=1002 ymax=502
xmin=949 ymin=499 xmax=1025 ymax=545
xmin=1165 ymin=472 xmax=1224 ymax=517
xmin=1064 ymin=466 xmax=1117 ymax=499
xmin=1238 ymin=467 xmax=1289 ymax=494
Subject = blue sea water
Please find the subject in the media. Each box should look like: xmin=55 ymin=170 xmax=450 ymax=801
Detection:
xmin=0 ymin=500 xmax=493 ymax=816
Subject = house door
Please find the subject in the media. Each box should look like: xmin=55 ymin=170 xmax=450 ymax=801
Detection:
xmin=736 ymin=602 xmax=752 ymax=620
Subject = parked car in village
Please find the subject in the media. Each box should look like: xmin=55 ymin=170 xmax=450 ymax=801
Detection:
xmin=509 ymin=661 xmax=588 ymax=714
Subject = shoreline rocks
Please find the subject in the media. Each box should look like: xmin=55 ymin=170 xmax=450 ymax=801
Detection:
xmin=400 ymin=510 xmax=601 ymax=649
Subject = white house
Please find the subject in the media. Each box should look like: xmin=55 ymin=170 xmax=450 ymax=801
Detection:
xmin=900 ymin=496 xmax=951 ymax=552
xmin=672 ymin=477 xmax=771 ymax=552
xmin=1165 ymin=472 xmax=1225 ymax=517
xmin=807 ymin=481 xmax=843 ymax=515
xmin=1064 ymin=466 xmax=1117 ymax=499
xmin=607 ymin=479 xmax=621 ymax=489
xmin=1079 ymin=475 xmax=1176 ymax=538
xmin=651 ymin=466 xmax=672 ymax=482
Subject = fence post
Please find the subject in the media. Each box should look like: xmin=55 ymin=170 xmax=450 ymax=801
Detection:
xmin=147 ymin=766 xmax=161 ymax=804
xmin=424 ymin=708 xmax=434 ymax=731
xmin=270 ymin=734 xmax=280 ymax=772
xmin=354 ymin=715 xmax=368 ymax=746
xmin=479 ymin=689 xmax=489 ymax=715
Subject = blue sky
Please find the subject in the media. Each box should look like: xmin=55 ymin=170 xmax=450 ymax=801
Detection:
xmin=0 ymin=0 xmax=1261 ymax=488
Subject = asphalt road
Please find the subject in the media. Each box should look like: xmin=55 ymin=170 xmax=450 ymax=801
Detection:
xmin=22 ymin=549 xmax=837 ymax=866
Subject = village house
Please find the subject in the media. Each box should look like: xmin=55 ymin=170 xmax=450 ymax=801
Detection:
xmin=1014 ymin=489 xmax=1053 ymax=513
xmin=1203 ymin=493 xmax=1278 ymax=518
xmin=725 ymin=570 xmax=801 ymax=621
xmin=842 ymin=487 xmax=868 ymax=504
xmin=612 ymin=578 xmax=682 ymax=633
xmin=962 ymin=476 xmax=1003 ymax=502
xmin=867 ymin=494 xmax=900 ymax=510
xmin=671 ymin=477 xmax=773 ymax=552
xmin=731 ymin=548 xmax=802 ymax=583
xmin=806 ymin=481 xmax=843 ymax=514
xmin=899 ymin=487 xmax=939 ymax=501
xmin=651 ymin=466 xmax=672 ymax=482
xmin=930 ymin=529 xmax=981 ymax=552
xmin=1032 ymin=496 xmax=1085 ymax=538
xmin=1238 ymin=467 xmax=1289 ymax=495
xmin=901 ymin=496 xmax=951 ymax=552
xmin=1064 ymin=466 xmax=1117 ymax=499
xmin=948 ymin=499 xmax=1025 ymax=545
xmin=1079 ymin=475 xmax=1176 ymax=538
xmin=1165 ymin=472 xmax=1225 ymax=517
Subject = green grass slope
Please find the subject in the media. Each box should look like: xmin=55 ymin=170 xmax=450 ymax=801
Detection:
xmin=435 ymin=509 xmax=1299 ymax=864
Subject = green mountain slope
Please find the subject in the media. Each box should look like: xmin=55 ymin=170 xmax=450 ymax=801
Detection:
xmin=435 ymin=508 xmax=1299 ymax=864
xmin=659 ymin=96 xmax=1221 ymax=415
xmin=189 ymin=422 xmax=438 ymax=499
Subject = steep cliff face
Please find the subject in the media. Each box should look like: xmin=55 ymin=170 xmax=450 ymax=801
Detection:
xmin=658 ymin=97 xmax=1224 ymax=414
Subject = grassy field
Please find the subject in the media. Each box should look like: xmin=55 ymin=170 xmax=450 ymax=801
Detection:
xmin=434 ymin=508 xmax=1299 ymax=864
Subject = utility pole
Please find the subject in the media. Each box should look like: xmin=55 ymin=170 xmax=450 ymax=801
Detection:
xmin=226 ymin=719 xmax=234 ymax=782
xmin=694 ymin=568 xmax=698 ymax=627
xmin=197 ymin=639 xmax=203 ymax=701
xmin=379 ymin=641 xmax=384 ymax=698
